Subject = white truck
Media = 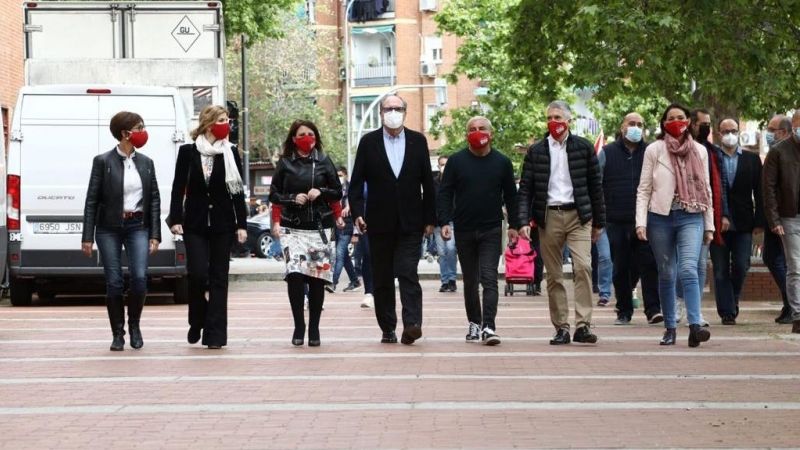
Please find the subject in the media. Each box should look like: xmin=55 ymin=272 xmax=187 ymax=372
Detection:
xmin=7 ymin=1 xmax=227 ymax=305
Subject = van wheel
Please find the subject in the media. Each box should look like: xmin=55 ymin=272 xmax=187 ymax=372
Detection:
xmin=173 ymin=277 xmax=188 ymax=304
xmin=10 ymin=277 xmax=33 ymax=306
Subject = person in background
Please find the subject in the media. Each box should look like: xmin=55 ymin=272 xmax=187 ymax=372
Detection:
xmin=762 ymin=114 xmax=792 ymax=324
xmin=269 ymin=119 xmax=342 ymax=347
xmin=82 ymin=111 xmax=161 ymax=351
xmin=434 ymin=155 xmax=459 ymax=293
xmin=327 ymin=166 xmax=361 ymax=294
xmin=168 ymin=105 xmax=248 ymax=350
xmin=636 ymin=103 xmax=714 ymax=347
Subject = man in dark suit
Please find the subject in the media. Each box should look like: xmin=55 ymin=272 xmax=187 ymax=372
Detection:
xmin=711 ymin=118 xmax=765 ymax=325
xmin=349 ymin=94 xmax=437 ymax=345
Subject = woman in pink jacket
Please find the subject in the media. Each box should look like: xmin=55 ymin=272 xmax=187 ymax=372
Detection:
xmin=636 ymin=103 xmax=714 ymax=347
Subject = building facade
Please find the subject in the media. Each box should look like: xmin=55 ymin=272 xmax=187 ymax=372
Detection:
xmin=313 ymin=0 xmax=480 ymax=155
xmin=0 ymin=0 xmax=25 ymax=148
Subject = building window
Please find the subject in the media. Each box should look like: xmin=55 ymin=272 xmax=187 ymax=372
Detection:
xmin=192 ymin=87 xmax=213 ymax=116
xmin=425 ymin=104 xmax=440 ymax=132
xmin=353 ymin=100 xmax=381 ymax=135
xmin=425 ymin=36 xmax=443 ymax=63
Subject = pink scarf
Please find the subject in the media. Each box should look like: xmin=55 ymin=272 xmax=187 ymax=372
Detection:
xmin=665 ymin=134 xmax=710 ymax=213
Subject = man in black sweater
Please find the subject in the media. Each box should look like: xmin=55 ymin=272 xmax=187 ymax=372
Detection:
xmin=437 ymin=116 xmax=519 ymax=345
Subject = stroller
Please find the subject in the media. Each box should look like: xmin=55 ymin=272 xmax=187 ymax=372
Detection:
xmin=503 ymin=238 xmax=537 ymax=296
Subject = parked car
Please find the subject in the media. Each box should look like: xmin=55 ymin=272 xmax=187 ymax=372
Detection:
xmin=246 ymin=212 xmax=273 ymax=259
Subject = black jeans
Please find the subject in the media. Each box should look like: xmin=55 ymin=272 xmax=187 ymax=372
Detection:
xmin=531 ymin=228 xmax=544 ymax=284
xmin=368 ymin=232 xmax=423 ymax=333
xmin=606 ymin=222 xmax=661 ymax=319
xmin=762 ymin=227 xmax=789 ymax=308
xmin=184 ymin=231 xmax=235 ymax=346
xmin=455 ymin=226 xmax=503 ymax=331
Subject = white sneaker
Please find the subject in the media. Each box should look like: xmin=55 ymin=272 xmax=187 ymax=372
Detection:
xmin=481 ymin=327 xmax=501 ymax=346
xmin=360 ymin=294 xmax=373 ymax=308
xmin=675 ymin=297 xmax=685 ymax=324
xmin=304 ymin=298 xmax=308 ymax=311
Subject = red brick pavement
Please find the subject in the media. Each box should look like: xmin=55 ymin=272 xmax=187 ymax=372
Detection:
xmin=0 ymin=280 xmax=798 ymax=449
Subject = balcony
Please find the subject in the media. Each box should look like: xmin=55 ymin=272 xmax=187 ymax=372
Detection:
xmin=353 ymin=61 xmax=396 ymax=87
xmin=348 ymin=0 xmax=396 ymax=22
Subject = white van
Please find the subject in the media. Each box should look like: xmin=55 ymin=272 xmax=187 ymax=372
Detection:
xmin=7 ymin=85 xmax=189 ymax=306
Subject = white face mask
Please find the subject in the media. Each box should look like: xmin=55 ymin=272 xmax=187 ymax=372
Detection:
xmin=339 ymin=176 xmax=345 ymax=185
xmin=721 ymin=133 xmax=739 ymax=148
xmin=383 ymin=110 xmax=404 ymax=129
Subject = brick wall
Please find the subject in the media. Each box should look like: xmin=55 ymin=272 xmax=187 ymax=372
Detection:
xmin=0 ymin=0 xmax=24 ymax=112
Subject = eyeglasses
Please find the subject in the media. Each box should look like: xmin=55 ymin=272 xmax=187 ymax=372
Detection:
xmin=382 ymin=107 xmax=406 ymax=113
xmin=720 ymin=130 xmax=739 ymax=136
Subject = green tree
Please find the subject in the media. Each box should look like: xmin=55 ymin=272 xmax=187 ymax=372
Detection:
xmin=432 ymin=0 xmax=579 ymax=170
xmin=227 ymin=8 xmax=345 ymax=164
xmin=510 ymin=1 xmax=800 ymax=121
xmin=223 ymin=0 xmax=301 ymax=43
xmin=588 ymin=91 xmax=667 ymax=141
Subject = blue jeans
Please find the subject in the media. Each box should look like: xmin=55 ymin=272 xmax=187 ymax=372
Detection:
xmin=435 ymin=223 xmax=458 ymax=284
xmin=595 ymin=229 xmax=612 ymax=299
xmin=268 ymin=236 xmax=282 ymax=258
xmin=647 ymin=210 xmax=704 ymax=329
xmin=676 ymin=243 xmax=709 ymax=302
xmin=95 ymin=216 xmax=150 ymax=297
xmin=455 ymin=226 xmax=502 ymax=330
xmin=333 ymin=228 xmax=357 ymax=286
xmin=762 ymin=227 xmax=789 ymax=308
xmin=710 ymin=230 xmax=753 ymax=318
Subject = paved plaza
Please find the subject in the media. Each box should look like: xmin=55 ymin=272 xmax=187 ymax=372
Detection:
xmin=0 ymin=273 xmax=798 ymax=449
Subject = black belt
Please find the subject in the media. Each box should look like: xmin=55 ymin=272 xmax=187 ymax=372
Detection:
xmin=548 ymin=203 xmax=576 ymax=211
xmin=123 ymin=211 xmax=143 ymax=219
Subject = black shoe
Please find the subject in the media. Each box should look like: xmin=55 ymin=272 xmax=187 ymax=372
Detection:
xmin=439 ymin=283 xmax=449 ymax=293
xmin=127 ymin=291 xmax=146 ymax=350
xmin=532 ymin=283 xmax=542 ymax=296
xmin=128 ymin=324 xmax=143 ymax=349
xmin=647 ymin=313 xmax=664 ymax=325
xmin=448 ymin=280 xmax=457 ymax=292
xmin=110 ymin=334 xmax=125 ymax=352
xmin=308 ymin=340 xmax=321 ymax=347
xmin=660 ymin=328 xmax=676 ymax=345
xmin=292 ymin=325 xmax=305 ymax=346
xmin=592 ymin=284 xmax=600 ymax=294
xmin=187 ymin=326 xmax=201 ymax=344
xmin=792 ymin=320 xmax=800 ymax=334
xmin=465 ymin=322 xmax=480 ymax=342
xmin=106 ymin=295 xmax=125 ymax=351
xmin=343 ymin=282 xmax=362 ymax=292
xmin=573 ymin=325 xmax=598 ymax=344
xmin=401 ymin=324 xmax=422 ymax=345
xmin=207 ymin=345 xmax=222 ymax=349
xmin=549 ymin=328 xmax=571 ymax=345
xmin=614 ymin=315 xmax=631 ymax=326
xmin=776 ymin=306 xmax=792 ymax=324
xmin=721 ymin=315 xmax=736 ymax=325
xmin=688 ymin=324 xmax=711 ymax=347
xmin=325 ymin=284 xmax=336 ymax=294
xmin=381 ymin=330 xmax=398 ymax=344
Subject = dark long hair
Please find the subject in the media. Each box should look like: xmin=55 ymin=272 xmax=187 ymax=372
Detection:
xmin=281 ymin=119 xmax=324 ymax=158
xmin=657 ymin=103 xmax=691 ymax=140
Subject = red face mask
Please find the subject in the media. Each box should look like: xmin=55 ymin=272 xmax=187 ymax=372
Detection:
xmin=547 ymin=120 xmax=568 ymax=139
xmin=128 ymin=130 xmax=148 ymax=148
xmin=210 ymin=122 xmax=230 ymax=140
xmin=294 ymin=135 xmax=316 ymax=154
xmin=467 ymin=130 xmax=491 ymax=149
xmin=664 ymin=119 xmax=689 ymax=138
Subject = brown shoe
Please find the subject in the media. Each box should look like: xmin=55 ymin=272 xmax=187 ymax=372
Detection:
xmin=792 ymin=320 xmax=800 ymax=334
xmin=401 ymin=324 xmax=422 ymax=345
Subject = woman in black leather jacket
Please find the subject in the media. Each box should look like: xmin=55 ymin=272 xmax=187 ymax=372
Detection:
xmin=270 ymin=119 xmax=342 ymax=346
xmin=82 ymin=111 xmax=161 ymax=351
xmin=168 ymin=105 xmax=248 ymax=350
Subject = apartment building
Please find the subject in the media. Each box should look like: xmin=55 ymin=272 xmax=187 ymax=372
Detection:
xmin=312 ymin=0 xmax=480 ymax=155
xmin=0 ymin=0 xmax=25 ymax=148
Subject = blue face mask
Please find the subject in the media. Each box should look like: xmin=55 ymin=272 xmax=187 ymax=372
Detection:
xmin=765 ymin=132 xmax=776 ymax=146
xmin=795 ymin=128 xmax=800 ymax=140
xmin=625 ymin=126 xmax=643 ymax=143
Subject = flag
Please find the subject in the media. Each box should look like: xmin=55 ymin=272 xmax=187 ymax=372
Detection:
xmin=593 ymin=132 xmax=605 ymax=154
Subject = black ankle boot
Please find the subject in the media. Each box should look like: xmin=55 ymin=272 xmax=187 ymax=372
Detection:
xmin=127 ymin=291 xmax=146 ymax=350
xmin=292 ymin=325 xmax=305 ymax=346
xmin=660 ymin=328 xmax=676 ymax=346
xmin=106 ymin=295 xmax=125 ymax=351
xmin=688 ymin=324 xmax=710 ymax=348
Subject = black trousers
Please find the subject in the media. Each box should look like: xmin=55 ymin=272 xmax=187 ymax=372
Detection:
xmin=531 ymin=228 xmax=544 ymax=284
xmin=184 ymin=231 xmax=235 ymax=346
xmin=368 ymin=231 xmax=423 ymax=333
xmin=606 ymin=222 xmax=661 ymax=319
xmin=455 ymin=226 xmax=503 ymax=330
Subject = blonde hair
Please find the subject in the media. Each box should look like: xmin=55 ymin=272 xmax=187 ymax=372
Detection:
xmin=191 ymin=105 xmax=228 ymax=141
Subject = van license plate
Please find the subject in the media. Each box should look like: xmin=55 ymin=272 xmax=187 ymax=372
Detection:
xmin=33 ymin=222 xmax=83 ymax=234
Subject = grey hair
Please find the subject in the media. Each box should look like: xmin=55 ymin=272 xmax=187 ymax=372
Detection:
xmin=380 ymin=95 xmax=407 ymax=110
xmin=466 ymin=116 xmax=493 ymax=131
xmin=547 ymin=100 xmax=572 ymax=120
xmin=778 ymin=117 xmax=792 ymax=132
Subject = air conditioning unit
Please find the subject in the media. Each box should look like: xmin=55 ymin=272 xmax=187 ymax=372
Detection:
xmin=420 ymin=61 xmax=437 ymax=78
xmin=420 ymin=0 xmax=437 ymax=11
xmin=740 ymin=131 xmax=757 ymax=146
